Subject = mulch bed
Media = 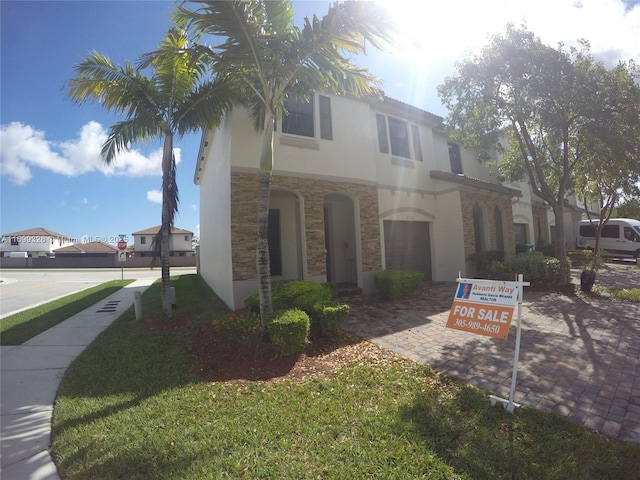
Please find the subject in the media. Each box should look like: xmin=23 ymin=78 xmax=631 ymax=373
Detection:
xmin=189 ymin=322 xmax=397 ymax=384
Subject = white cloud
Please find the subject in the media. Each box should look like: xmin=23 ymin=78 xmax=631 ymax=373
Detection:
xmin=146 ymin=189 xmax=163 ymax=204
xmin=371 ymin=0 xmax=640 ymax=115
xmin=81 ymin=198 xmax=89 ymax=204
xmin=382 ymin=0 xmax=640 ymax=66
xmin=0 ymin=121 xmax=182 ymax=185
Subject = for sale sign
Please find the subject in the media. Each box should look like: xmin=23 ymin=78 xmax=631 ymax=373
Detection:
xmin=446 ymin=279 xmax=519 ymax=339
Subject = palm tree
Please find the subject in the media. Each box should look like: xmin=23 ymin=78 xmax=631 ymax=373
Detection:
xmin=66 ymin=26 xmax=234 ymax=317
xmin=177 ymin=0 xmax=397 ymax=328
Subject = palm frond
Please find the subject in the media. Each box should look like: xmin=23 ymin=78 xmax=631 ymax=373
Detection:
xmin=101 ymin=119 xmax=163 ymax=165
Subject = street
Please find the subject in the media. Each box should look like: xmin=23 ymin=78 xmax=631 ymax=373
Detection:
xmin=0 ymin=267 xmax=196 ymax=318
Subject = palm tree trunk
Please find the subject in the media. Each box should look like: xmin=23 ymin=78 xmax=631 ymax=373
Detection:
xmin=257 ymin=114 xmax=275 ymax=330
xmin=257 ymin=171 xmax=273 ymax=329
xmin=161 ymin=133 xmax=173 ymax=318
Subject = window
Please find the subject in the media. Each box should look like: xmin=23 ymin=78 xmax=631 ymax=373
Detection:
xmin=282 ymin=96 xmax=314 ymax=137
xmin=473 ymin=203 xmax=485 ymax=252
xmin=624 ymin=227 xmax=637 ymax=241
xmin=376 ymin=114 xmax=389 ymax=153
xmin=141 ymin=236 xmax=146 ymax=245
xmin=411 ymin=125 xmax=423 ymax=161
xmin=494 ymin=207 xmax=504 ymax=251
xmin=448 ymin=142 xmax=463 ymax=174
xmin=11 ymin=237 xmax=18 ymax=246
xmin=184 ymin=235 xmax=189 ymax=241
xmin=388 ymin=117 xmax=410 ymax=158
xmin=514 ymin=223 xmax=528 ymax=245
xmin=377 ymin=114 xmax=422 ymax=160
xmin=602 ymin=224 xmax=619 ymax=238
xmin=319 ymin=95 xmax=332 ymax=140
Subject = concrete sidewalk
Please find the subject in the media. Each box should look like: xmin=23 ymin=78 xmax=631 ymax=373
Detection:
xmin=1 ymin=278 xmax=156 ymax=480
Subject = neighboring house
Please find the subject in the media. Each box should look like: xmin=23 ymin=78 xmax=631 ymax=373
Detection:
xmin=54 ymin=241 xmax=119 ymax=257
xmin=194 ymin=93 xmax=561 ymax=310
xmin=131 ymin=226 xmax=194 ymax=257
xmin=1 ymin=227 xmax=74 ymax=257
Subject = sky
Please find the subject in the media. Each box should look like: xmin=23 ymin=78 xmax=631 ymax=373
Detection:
xmin=1 ymin=0 xmax=639 ymax=246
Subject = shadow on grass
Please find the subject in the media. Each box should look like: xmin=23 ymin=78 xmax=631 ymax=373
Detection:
xmin=0 ymin=281 xmax=133 ymax=345
xmin=396 ymin=370 xmax=640 ymax=479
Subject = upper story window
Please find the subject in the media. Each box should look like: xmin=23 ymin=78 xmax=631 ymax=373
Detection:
xmin=184 ymin=235 xmax=189 ymax=241
xmin=448 ymin=142 xmax=463 ymax=174
xmin=141 ymin=236 xmax=146 ymax=245
xmin=376 ymin=114 xmax=422 ymax=160
xmin=10 ymin=237 xmax=19 ymax=246
xmin=281 ymin=94 xmax=333 ymax=140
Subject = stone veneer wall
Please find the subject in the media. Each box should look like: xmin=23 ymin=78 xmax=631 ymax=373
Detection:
xmin=230 ymin=172 xmax=382 ymax=281
xmin=460 ymin=190 xmax=516 ymax=257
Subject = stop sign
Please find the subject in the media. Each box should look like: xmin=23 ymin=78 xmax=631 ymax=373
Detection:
xmin=117 ymin=240 xmax=127 ymax=251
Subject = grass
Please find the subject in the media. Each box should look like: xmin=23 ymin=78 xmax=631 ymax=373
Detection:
xmin=0 ymin=279 xmax=135 ymax=345
xmin=593 ymin=286 xmax=640 ymax=302
xmin=52 ymin=274 xmax=640 ymax=479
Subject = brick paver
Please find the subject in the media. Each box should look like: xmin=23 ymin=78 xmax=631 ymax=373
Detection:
xmin=343 ymin=265 xmax=640 ymax=444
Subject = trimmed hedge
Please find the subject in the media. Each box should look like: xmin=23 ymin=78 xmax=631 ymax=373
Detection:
xmin=312 ymin=301 xmax=350 ymax=338
xmin=489 ymin=252 xmax=571 ymax=285
xmin=468 ymin=250 xmax=505 ymax=278
xmin=245 ymin=281 xmax=333 ymax=317
xmin=374 ymin=270 xmax=424 ymax=300
xmin=267 ymin=309 xmax=310 ymax=356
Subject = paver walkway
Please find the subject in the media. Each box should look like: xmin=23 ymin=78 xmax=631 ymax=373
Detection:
xmin=343 ymin=265 xmax=640 ymax=444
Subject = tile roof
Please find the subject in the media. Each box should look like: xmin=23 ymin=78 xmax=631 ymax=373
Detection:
xmin=54 ymin=241 xmax=119 ymax=254
xmin=132 ymin=225 xmax=193 ymax=235
xmin=2 ymin=227 xmax=71 ymax=238
xmin=429 ymin=170 xmax=523 ymax=198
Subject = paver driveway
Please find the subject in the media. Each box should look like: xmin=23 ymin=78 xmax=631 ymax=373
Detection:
xmin=343 ymin=266 xmax=640 ymax=444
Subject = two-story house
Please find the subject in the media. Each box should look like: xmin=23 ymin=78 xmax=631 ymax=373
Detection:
xmin=195 ymin=93 xmax=547 ymax=310
xmin=131 ymin=226 xmax=194 ymax=257
xmin=1 ymin=227 xmax=74 ymax=257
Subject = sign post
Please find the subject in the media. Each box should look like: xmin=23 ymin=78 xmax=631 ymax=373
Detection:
xmin=446 ymin=274 xmax=529 ymax=412
xmin=117 ymin=235 xmax=127 ymax=280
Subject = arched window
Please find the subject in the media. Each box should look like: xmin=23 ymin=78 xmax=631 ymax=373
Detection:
xmin=473 ymin=203 xmax=485 ymax=252
xmin=494 ymin=206 xmax=504 ymax=251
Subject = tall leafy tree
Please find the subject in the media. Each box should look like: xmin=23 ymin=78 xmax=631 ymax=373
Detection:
xmin=573 ymin=59 xmax=640 ymax=255
xmin=177 ymin=0 xmax=397 ymax=328
xmin=438 ymin=25 xmax=640 ymax=282
xmin=66 ymin=27 xmax=234 ymax=317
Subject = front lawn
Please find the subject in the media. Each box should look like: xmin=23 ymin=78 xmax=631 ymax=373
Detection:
xmin=52 ymin=274 xmax=640 ymax=479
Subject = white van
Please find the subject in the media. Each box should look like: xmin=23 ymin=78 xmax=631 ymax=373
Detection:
xmin=576 ymin=218 xmax=640 ymax=259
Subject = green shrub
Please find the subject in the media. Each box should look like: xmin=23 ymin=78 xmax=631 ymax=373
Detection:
xmin=244 ymin=292 xmax=261 ymax=317
xmin=267 ymin=309 xmax=310 ymax=356
xmin=213 ymin=310 xmax=261 ymax=344
xmin=245 ymin=281 xmax=333 ymax=317
xmin=312 ymin=301 xmax=350 ymax=337
xmin=374 ymin=270 xmax=424 ymax=300
xmin=293 ymin=289 xmax=334 ymax=316
xmin=468 ymin=250 xmax=505 ymax=278
xmin=487 ymin=260 xmax=514 ymax=281
xmin=536 ymin=243 xmax=556 ymax=257
xmin=512 ymin=252 xmax=571 ymax=285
